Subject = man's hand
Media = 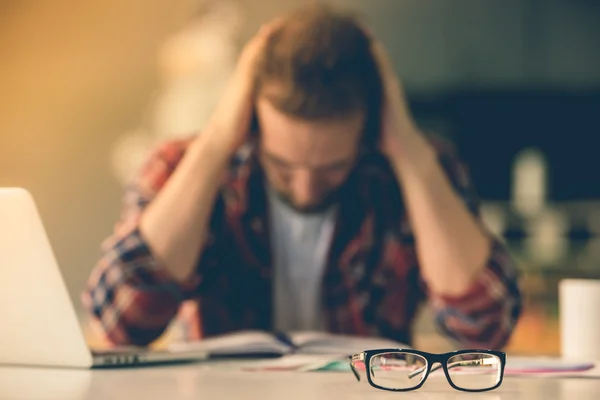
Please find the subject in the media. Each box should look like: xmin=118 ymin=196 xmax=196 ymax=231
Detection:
xmin=370 ymin=41 xmax=431 ymax=167
xmin=201 ymin=21 xmax=280 ymax=156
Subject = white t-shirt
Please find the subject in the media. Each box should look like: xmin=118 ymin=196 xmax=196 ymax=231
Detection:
xmin=267 ymin=188 xmax=338 ymax=332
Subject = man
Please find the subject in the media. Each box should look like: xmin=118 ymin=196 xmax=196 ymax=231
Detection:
xmin=83 ymin=5 xmax=521 ymax=349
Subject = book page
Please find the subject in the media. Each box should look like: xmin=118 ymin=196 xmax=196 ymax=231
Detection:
xmin=168 ymin=330 xmax=291 ymax=356
xmin=288 ymin=331 xmax=409 ymax=355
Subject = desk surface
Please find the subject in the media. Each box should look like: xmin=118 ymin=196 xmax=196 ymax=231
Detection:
xmin=1 ymin=364 xmax=599 ymax=400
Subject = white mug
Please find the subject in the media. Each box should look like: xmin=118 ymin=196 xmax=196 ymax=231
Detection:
xmin=559 ymin=279 xmax=600 ymax=360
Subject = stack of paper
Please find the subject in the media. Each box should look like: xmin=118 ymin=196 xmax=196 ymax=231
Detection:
xmin=505 ymin=357 xmax=598 ymax=378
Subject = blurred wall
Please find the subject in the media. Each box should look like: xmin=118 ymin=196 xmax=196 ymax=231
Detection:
xmin=0 ymin=0 xmax=204 ymax=312
xmin=0 ymin=0 xmax=599 ymax=316
xmin=239 ymin=0 xmax=600 ymax=90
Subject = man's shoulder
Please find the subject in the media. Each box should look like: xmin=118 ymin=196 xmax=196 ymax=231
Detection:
xmin=147 ymin=135 xmax=251 ymax=170
xmin=141 ymin=135 xmax=253 ymax=193
xmin=147 ymin=135 xmax=196 ymax=166
xmin=131 ymin=136 xmax=197 ymax=195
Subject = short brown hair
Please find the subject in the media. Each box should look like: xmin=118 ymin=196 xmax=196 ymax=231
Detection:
xmin=255 ymin=3 xmax=382 ymax=146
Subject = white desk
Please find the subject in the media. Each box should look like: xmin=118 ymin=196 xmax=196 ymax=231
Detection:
xmin=1 ymin=363 xmax=599 ymax=400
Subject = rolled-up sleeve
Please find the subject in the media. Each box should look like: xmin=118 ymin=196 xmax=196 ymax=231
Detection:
xmin=429 ymin=240 xmax=521 ymax=349
xmin=81 ymin=139 xmax=203 ymax=346
xmin=425 ymin=135 xmax=522 ymax=349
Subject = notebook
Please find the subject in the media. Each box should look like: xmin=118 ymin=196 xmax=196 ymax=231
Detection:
xmin=168 ymin=330 xmax=408 ymax=358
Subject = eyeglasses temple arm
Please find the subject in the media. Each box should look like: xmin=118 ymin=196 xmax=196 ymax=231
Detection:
xmin=409 ymin=357 xmax=497 ymax=379
xmin=408 ymin=363 xmax=434 ymax=379
xmin=349 ymin=353 xmax=364 ymax=382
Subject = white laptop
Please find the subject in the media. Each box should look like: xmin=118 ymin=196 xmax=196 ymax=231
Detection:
xmin=0 ymin=187 xmax=208 ymax=368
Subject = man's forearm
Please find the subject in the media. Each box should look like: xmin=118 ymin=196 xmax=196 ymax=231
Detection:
xmin=390 ymin=134 xmax=491 ymax=296
xmin=139 ymin=131 xmax=232 ymax=283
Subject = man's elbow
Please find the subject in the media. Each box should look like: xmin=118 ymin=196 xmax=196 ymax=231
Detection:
xmin=105 ymin=323 xmax=169 ymax=347
xmin=81 ymin=285 xmax=177 ymax=347
xmin=436 ymin=296 xmax=522 ymax=350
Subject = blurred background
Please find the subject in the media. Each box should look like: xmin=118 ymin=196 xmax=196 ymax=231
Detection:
xmin=1 ymin=0 xmax=599 ymax=355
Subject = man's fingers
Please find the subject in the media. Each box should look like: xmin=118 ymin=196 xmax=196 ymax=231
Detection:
xmin=371 ymin=40 xmax=395 ymax=78
xmin=254 ymin=17 xmax=284 ymax=43
xmin=240 ymin=17 xmax=283 ymax=65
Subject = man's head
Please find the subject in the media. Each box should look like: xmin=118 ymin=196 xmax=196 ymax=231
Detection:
xmin=254 ymin=4 xmax=382 ymax=213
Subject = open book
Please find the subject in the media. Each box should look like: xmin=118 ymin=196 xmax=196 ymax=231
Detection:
xmin=168 ymin=330 xmax=408 ymax=358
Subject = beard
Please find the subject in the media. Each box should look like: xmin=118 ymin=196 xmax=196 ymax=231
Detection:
xmin=270 ymin=186 xmax=341 ymax=215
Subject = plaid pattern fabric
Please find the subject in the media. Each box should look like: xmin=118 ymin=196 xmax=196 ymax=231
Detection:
xmin=82 ymin=136 xmax=521 ymax=348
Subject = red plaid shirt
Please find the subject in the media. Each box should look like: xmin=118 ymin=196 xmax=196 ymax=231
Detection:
xmin=82 ymin=135 xmax=521 ymax=349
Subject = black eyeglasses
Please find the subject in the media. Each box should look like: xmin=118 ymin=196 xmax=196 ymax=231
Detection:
xmin=349 ymin=349 xmax=506 ymax=392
